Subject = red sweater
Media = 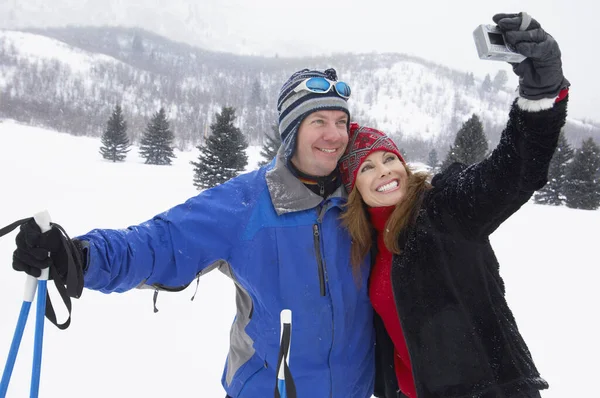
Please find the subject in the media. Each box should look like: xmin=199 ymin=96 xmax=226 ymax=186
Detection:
xmin=368 ymin=206 xmax=417 ymax=398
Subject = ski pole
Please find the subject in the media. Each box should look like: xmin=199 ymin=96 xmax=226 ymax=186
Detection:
xmin=0 ymin=211 xmax=52 ymax=398
xmin=30 ymin=210 xmax=52 ymax=398
xmin=275 ymin=309 xmax=295 ymax=398
xmin=0 ymin=281 xmax=35 ymax=397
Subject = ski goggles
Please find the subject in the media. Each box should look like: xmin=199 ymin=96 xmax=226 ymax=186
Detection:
xmin=282 ymin=77 xmax=352 ymax=105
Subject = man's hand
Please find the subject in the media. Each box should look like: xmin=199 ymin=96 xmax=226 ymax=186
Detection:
xmin=13 ymin=218 xmax=68 ymax=279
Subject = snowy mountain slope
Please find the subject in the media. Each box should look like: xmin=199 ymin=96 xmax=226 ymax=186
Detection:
xmin=1 ymin=27 xmax=598 ymax=159
xmin=2 ymin=31 xmax=120 ymax=72
xmin=2 ymin=0 xmax=599 ymax=124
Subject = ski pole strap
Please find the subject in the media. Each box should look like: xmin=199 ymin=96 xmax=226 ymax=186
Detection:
xmin=51 ymin=223 xmax=85 ymax=300
xmin=274 ymin=322 xmax=296 ymax=398
xmin=0 ymin=217 xmax=31 ymax=237
xmin=0 ymin=217 xmax=84 ymax=330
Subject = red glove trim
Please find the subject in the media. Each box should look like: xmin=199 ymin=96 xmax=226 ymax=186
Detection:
xmin=555 ymin=88 xmax=569 ymax=103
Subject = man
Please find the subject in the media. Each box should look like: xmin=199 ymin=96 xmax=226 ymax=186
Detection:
xmin=12 ymin=68 xmax=376 ymax=397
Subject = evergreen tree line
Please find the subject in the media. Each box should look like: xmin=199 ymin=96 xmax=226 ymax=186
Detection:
xmin=102 ymin=102 xmax=599 ymax=210
xmin=424 ymin=114 xmax=600 ymax=210
xmin=99 ymin=103 xmax=255 ymax=190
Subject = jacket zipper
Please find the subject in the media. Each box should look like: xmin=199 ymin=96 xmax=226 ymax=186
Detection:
xmin=315 ymin=205 xmax=334 ymax=397
xmin=313 ymin=223 xmax=326 ymax=296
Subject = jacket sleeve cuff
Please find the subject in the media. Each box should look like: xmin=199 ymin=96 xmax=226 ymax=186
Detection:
xmin=516 ymin=88 xmax=570 ymax=112
xmin=76 ymin=239 xmax=90 ymax=274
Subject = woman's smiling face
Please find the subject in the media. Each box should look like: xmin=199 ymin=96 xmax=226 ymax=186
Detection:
xmin=354 ymin=151 xmax=408 ymax=207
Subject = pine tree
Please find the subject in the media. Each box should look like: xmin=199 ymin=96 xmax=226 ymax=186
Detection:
xmin=480 ymin=74 xmax=493 ymax=94
xmin=441 ymin=145 xmax=459 ymax=171
xmin=442 ymin=114 xmax=488 ymax=170
xmin=258 ymin=124 xmax=281 ymax=166
xmin=249 ymin=80 xmax=265 ymax=108
xmin=99 ymin=104 xmax=130 ymax=162
xmin=132 ymin=34 xmax=144 ymax=54
xmin=564 ymin=138 xmax=600 ymax=210
xmin=492 ymin=70 xmax=509 ymax=92
xmin=534 ymin=131 xmax=574 ymax=205
xmin=191 ymin=106 xmax=248 ymax=189
xmin=463 ymin=72 xmax=475 ymax=88
xmin=139 ymin=107 xmax=176 ymax=165
xmin=427 ymin=148 xmax=439 ymax=172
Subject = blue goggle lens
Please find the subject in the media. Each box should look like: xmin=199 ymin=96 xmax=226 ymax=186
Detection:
xmin=304 ymin=77 xmax=351 ymax=98
xmin=334 ymin=81 xmax=351 ymax=97
xmin=305 ymin=77 xmax=331 ymax=92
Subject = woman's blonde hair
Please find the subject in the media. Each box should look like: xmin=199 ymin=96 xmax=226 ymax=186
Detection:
xmin=341 ymin=163 xmax=432 ymax=278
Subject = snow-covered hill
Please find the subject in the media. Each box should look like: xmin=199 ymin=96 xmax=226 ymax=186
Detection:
xmin=3 ymin=0 xmax=599 ymax=124
xmin=1 ymin=27 xmax=599 ymax=159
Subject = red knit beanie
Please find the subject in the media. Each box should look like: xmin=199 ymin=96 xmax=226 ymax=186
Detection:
xmin=339 ymin=123 xmax=404 ymax=193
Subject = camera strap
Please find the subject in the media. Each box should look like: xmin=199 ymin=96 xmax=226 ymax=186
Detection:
xmin=519 ymin=12 xmax=532 ymax=31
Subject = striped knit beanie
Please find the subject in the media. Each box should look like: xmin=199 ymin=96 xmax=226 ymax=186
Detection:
xmin=339 ymin=123 xmax=405 ymax=194
xmin=277 ymin=68 xmax=350 ymax=161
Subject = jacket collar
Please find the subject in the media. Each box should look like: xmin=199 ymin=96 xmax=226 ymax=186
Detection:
xmin=265 ymin=147 xmax=347 ymax=216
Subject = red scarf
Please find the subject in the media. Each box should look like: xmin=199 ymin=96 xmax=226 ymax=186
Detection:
xmin=368 ymin=206 xmax=417 ymax=398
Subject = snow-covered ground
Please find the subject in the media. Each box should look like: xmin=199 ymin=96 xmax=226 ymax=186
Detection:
xmin=0 ymin=120 xmax=598 ymax=397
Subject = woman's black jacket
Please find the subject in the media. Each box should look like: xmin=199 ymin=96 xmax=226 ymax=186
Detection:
xmin=373 ymin=98 xmax=568 ymax=398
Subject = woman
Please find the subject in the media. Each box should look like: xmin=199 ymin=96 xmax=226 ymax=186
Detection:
xmin=338 ymin=13 xmax=569 ymax=398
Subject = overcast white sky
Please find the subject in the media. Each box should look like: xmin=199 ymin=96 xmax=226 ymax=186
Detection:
xmin=220 ymin=0 xmax=596 ymax=121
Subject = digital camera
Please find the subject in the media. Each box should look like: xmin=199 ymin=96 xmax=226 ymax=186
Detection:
xmin=473 ymin=24 xmax=526 ymax=63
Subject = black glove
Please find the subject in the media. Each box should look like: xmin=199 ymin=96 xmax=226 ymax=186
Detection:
xmin=493 ymin=12 xmax=570 ymax=100
xmin=12 ymin=218 xmax=76 ymax=280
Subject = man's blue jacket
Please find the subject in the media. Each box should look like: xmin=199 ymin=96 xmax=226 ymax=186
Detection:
xmin=78 ymin=149 xmax=375 ymax=398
